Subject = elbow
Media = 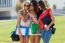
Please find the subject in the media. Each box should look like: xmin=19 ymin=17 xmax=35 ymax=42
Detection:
xmin=50 ymin=19 xmax=54 ymax=23
xmin=51 ymin=17 xmax=55 ymax=23
xmin=52 ymin=19 xmax=55 ymax=24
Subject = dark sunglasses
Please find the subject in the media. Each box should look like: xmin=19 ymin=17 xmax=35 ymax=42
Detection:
xmin=24 ymin=4 xmax=29 ymax=7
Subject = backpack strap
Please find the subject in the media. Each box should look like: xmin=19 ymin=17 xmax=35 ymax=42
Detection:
xmin=39 ymin=8 xmax=52 ymax=21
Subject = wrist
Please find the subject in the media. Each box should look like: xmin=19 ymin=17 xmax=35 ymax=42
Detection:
xmin=44 ymin=24 xmax=47 ymax=28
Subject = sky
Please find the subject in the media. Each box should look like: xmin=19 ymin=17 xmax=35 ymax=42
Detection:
xmin=47 ymin=0 xmax=65 ymax=9
xmin=12 ymin=0 xmax=65 ymax=9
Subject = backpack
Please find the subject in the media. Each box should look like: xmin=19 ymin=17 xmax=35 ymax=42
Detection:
xmin=39 ymin=9 xmax=56 ymax=34
xmin=41 ymin=13 xmax=54 ymax=28
xmin=10 ymin=26 xmax=20 ymax=41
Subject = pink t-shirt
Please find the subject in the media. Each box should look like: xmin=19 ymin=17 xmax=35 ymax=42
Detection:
xmin=39 ymin=8 xmax=51 ymax=29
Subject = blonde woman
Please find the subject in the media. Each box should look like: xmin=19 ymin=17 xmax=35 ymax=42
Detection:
xmin=16 ymin=2 xmax=30 ymax=43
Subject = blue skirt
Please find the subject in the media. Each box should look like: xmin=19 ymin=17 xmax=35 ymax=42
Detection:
xmin=16 ymin=25 xmax=29 ymax=36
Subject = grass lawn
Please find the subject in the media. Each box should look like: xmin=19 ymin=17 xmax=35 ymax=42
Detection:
xmin=0 ymin=16 xmax=65 ymax=43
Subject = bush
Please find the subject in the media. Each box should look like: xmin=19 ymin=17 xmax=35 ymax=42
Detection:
xmin=16 ymin=3 xmax=23 ymax=12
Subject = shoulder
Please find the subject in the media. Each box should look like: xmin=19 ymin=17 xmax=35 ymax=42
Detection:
xmin=47 ymin=8 xmax=52 ymax=12
xmin=17 ymin=10 xmax=23 ymax=18
xmin=18 ymin=10 xmax=24 ymax=15
xmin=44 ymin=8 xmax=52 ymax=14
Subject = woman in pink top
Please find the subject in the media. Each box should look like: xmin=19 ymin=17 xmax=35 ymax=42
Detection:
xmin=38 ymin=1 xmax=55 ymax=43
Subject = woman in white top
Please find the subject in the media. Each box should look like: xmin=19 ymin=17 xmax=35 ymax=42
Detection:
xmin=17 ymin=1 xmax=30 ymax=43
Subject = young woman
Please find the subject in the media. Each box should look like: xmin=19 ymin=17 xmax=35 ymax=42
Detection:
xmin=17 ymin=2 xmax=30 ymax=43
xmin=28 ymin=1 xmax=40 ymax=43
xmin=38 ymin=1 xmax=55 ymax=43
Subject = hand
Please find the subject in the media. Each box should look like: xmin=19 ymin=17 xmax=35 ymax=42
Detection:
xmin=37 ymin=29 xmax=40 ymax=34
xmin=44 ymin=25 xmax=50 ymax=31
xmin=46 ymin=26 xmax=49 ymax=31
xmin=18 ymin=29 xmax=21 ymax=35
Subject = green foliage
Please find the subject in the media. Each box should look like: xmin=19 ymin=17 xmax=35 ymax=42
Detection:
xmin=53 ymin=4 xmax=56 ymax=9
xmin=63 ymin=6 xmax=65 ymax=10
xmin=16 ymin=3 xmax=23 ymax=12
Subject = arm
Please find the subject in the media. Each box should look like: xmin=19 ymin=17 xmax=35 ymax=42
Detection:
xmin=47 ymin=9 xmax=55 ymax=29
xmin=32 ymin=17 xmax=39 ymax=24
xmin=17 ymin=11 xmax=21 ymax=35
xmin=39 ymin=10 xmax=48 ymax=20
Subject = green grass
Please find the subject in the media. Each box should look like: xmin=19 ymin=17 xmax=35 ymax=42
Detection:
xmin=0 ymin=20 xmax=17 ymax=42
xmin=0 ymin=16 xmax=65 ymax=43
xmin=50 ymin=16 xmax=65 ymax=43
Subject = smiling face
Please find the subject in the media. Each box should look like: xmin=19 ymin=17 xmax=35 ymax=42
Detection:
xmin=24 ymin=2 xmax=29 ymax=11
xmin=37 ymin=3 xmax=42 ymax=10
xmin=29 ymin=3 xmax=34 ymax=11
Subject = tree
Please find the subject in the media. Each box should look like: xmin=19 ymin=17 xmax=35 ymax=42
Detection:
xmin=16 ymin=3 xmax=23 ymax=12
xmin=53 ymin=4 xmax=56 ymax=9
xmin=63 ymin=2 xmax=65 ymax=10
xmin=42 ymin=0 xmax=50 ymax=8
xmin=20 ymin=0 xmax=24 ymax=3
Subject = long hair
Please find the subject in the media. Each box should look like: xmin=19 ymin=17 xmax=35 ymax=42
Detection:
xmin=30 ymin=0 xmax=38 ymax=13
xmin=38 ymin=1 xmax=47 ymax=10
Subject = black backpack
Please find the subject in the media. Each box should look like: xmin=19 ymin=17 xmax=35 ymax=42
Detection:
xmin=42 ymin=14 xmax=54 ymax=28
xmin=10 ymin=26 xmax=20 ymax=41
xmin=41 ymin=12 xmax=56 ymax=34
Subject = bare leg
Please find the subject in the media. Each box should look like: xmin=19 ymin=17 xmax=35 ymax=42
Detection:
xmin=19 ymin=35 xmax=24 ymax=43
xmin=29 ymin=35 xmax=35 ymax=43
xmin=35 ymin=35 xmax=41 ymax=43
xmin=25 ymin=36 xmax=29 ymax=43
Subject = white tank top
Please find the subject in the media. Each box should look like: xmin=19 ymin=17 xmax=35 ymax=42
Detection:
xmin=20 ymin=19 xmax=30 ymax=26
xmin=18 ymin=10 xmax=30 ymax=26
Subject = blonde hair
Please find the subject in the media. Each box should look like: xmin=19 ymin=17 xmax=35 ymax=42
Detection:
xmin=23 ymin=1 xmax=30 ymax=5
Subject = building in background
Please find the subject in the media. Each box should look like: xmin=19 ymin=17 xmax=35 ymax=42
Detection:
xmin=0 ymin=0 xmax=17 ymax=20
xmin=0 ymin=0 xmax=65 ymax=20
xmin=0 ymin=0 xmax=44 ymax=20
xmin=0 ymin=0 xmax=31 ymax=20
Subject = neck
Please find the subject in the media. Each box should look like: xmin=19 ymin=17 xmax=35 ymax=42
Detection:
xmin=30 ymin=10 xmax=36 ymax=15
xmin=24 ymin=10 xmax=28 ymax=13
xmin=24 ymin=10 xmax=27 ymax=12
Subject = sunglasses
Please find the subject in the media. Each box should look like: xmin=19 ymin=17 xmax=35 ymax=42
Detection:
xmin=24 ymin=4 xmax=29 ymax=7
